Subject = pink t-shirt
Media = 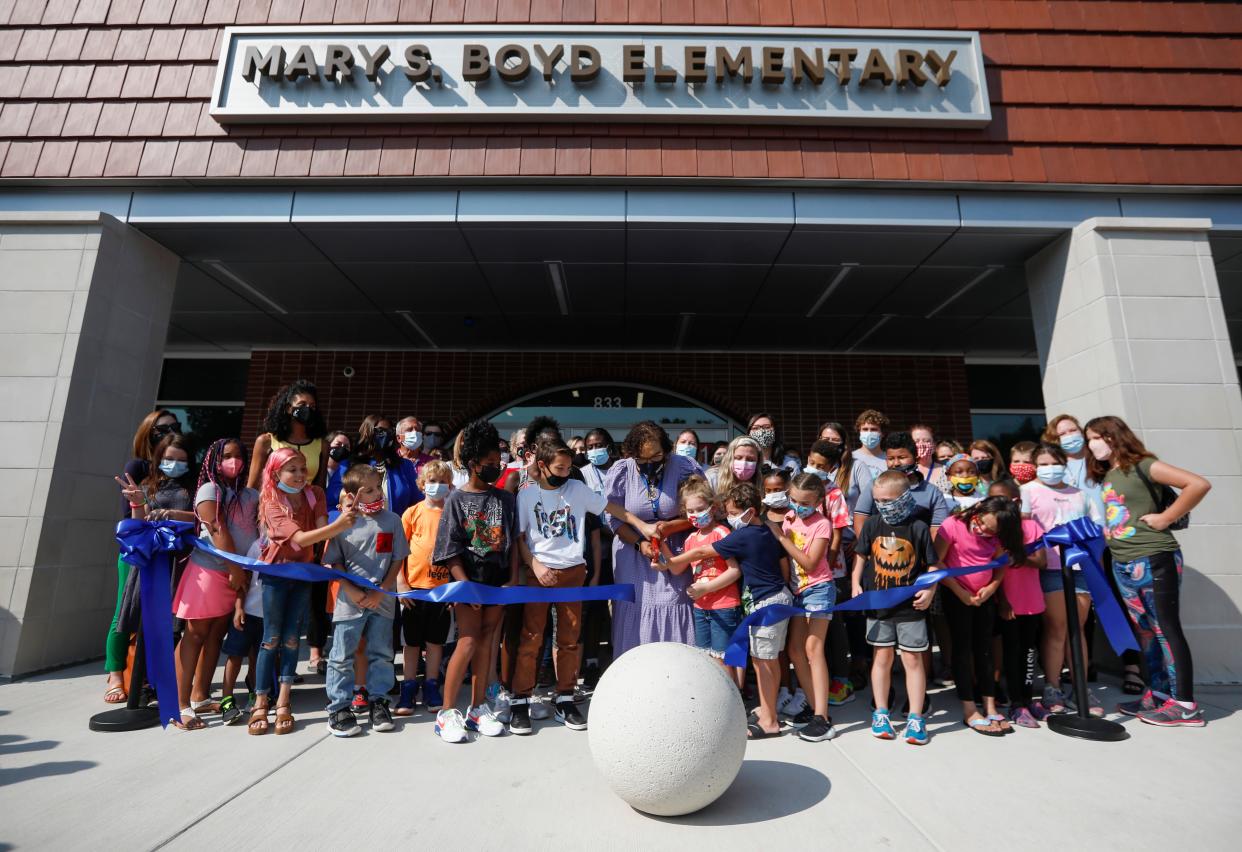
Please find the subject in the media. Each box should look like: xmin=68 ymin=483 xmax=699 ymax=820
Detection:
xmin=686 ymin=524 xmax=741 ymax=611
xmin=821 ymin=485 xmax=851 ymax=578
xmin=782 ymin=512 xmax=835 ymax=592
xmin=937 ymin=514 xmax=1003 ymax=594
xmin=1002 ymin=519 xmax=1048 ymax=615
xmin=1020 ymin=481 xmax=1093 ymax=571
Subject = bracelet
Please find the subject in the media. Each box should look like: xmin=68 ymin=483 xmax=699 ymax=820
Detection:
xmin=129 ymin=502 xmax=145 ymax=509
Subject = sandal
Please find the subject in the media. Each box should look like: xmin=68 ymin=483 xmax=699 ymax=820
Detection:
xmin=316 ymin=659 xmax=327 ymax=676
xmin=746 ymin=722 xmax=783 ymax=739
xmin=247 ymin=706 xmax=270 ymax=736
xmin=103 ymin=685 xmax=127 ymax=704
xmin=964 ymin=717 xmax=1005 ymax=737
xmin=274 ymin=705 xmax=295 ymax=735
xmin=1122 ymin=668 xmax=1145 ymax=696
xmin=987 ymin=713 xmax=1015 ymax=734
xmin=190 ymin=698 xmax=220 ymax=715
xmin=178 ymin=708 xmax=207 ymax=731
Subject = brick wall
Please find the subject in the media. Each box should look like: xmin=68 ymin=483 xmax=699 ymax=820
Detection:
xmin=1 ymin=1 xmax=1241 ymax=184
xmin=241 ymin=349 xmax=974 ymax=450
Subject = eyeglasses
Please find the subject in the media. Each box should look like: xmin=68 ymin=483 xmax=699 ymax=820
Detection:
xmin=153 ymin=422 xmax=181 ymax=436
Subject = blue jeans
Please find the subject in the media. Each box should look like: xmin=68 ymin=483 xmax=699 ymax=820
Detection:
xmin=693 ymin=606 xmax=743 ymax=657
xmin=326 ymin=611 xmax=395 ymax=713
xmin=254 ymin=578 xmax=309 ymax=696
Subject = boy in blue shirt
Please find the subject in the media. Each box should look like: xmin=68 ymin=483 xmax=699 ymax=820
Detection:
xmin=662 ymin=482 xmax=790 ymax=738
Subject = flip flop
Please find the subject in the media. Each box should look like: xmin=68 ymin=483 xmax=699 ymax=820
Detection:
xmin=1122 ymin=669 xmax=1145 ymax=696
xmin=103 ymin=685 xmax=127 ymax=704
xmin=987 ymin=713 xmax=1015 ymax=734
xmin=746 ymin=722 xmax=783 ymax=739
xmin=964 ymin=718 xmax=1005 ymax=737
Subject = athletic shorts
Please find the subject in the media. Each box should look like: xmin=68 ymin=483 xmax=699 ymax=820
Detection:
xmin=866 ymin=617 xmax=929 ymax=653
xmin=401 ymin=598 xmax=451 ymax=647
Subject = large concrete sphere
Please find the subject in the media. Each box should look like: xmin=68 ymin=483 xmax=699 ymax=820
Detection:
xmin=588 ymin=642 xmax=747 ymax=816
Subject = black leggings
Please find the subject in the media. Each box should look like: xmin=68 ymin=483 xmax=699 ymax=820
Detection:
xmin=1147 ymin=551 xmax=1195 ymax=701
xmin=999 ymin=613 xmax=1040 ymax=706
xmin=943 ymin=592 xmax=996 ymax=702
xmin=306 ymin=581 xmax=330 ymax=650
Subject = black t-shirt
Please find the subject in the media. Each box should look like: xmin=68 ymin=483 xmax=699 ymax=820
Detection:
xmin=855 ymin=514 xmax=938 ymax=621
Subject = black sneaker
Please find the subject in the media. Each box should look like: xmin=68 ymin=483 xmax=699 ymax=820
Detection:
xmin=350 ymin=687 xmax=369 ymax=715
xmin=798 ymin=715 xmax=837 ymax=742
xmin=329 ymin=708 xmax=361 ymax=737
xmin=220 ymin=694 xmax=244 ymax=726
xmin=369 ymin=697 xmax=395 ymax=732
xmin=787 ymin=705 xmax=815 ymax=728
xmin=554 ymin=698 xmax=587 ymax=731
xmin=508 ymin=698 xmax=532 ymax=735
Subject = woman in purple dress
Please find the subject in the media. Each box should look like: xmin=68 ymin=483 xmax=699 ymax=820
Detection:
xmin=605 ymin=421 xmax=698 ymax=657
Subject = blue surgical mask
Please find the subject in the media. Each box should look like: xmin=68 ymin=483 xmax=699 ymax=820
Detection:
xmin=792 ymin=503 xmax=816 ymax=520
xmin=586 ymin=447 xmax=609 ymax=467
xmin=402 ymin=431 xmax=423 ymax=451
xmin=803 ymin=466 xmax=831 ymax=481
xmin=876 ymin=490 xmax=916 ymax=525
xmin=276 ymin=480 xmax=303 ymax=495
xmin=859 ymin=431 xmax=882 ymax=450
xmin=1059 ymin=433 xmax=1085 ymax=455
xmin=675 ymin=443 xmax=697 ymax=458
xmin=688 ymin=509 xmax=713 ymax=529
xmin=1036 ymin=464 xmax=1066 ymax=486
xmin=424 ymin=482 xmax=449 ymax=500
xmin=423 ymin=434 xmax=441 ymax=452
xmin=159 ymin=459 xmax=188 ymax=478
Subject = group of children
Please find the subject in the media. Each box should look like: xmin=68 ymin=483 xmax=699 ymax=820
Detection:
xmin=112 ymin=406 xmax=1210 ymax=743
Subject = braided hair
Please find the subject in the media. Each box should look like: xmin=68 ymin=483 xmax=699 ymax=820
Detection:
xmin=198 ymin=437 xmax=249 ymax=526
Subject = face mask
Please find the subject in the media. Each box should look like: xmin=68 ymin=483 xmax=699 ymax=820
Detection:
xmin=423 ymin=434 xmax=441 ymax=452
xmin=1009 ymin=462 xmax=1037 ymax=484
xmin=762 ymin=491 xmax=789 ymax=509
xmin=290 ymin=405 xmax=314 ymax=424
xmin=749 ymin=427 xmax=775 ymax=449
xmin=1036 ymin=464 xmax=1066 ymax=486
xmin=423 ymin=482 xmax=449 ymax=500
xmin=890 ymin=462 xmax=918 ymax=477
xmin=804 ymin=466 xmax=831 ymax=482
xmin=950 ymin=474 xmax=979 ymax=494
xmin=688 ymin=509 xmax=713 ymax=529
xmin=587 ymin=447 xmax=609 ymax=467
xmin=572 ymin=453 xmax=587 ymax=467
xmin=732 ymin=459 xmax=757 ymax=480
xmin=500 ymin=452 xmax=512 ymax=465
xmin=1088 ymin=438 xmax=1112 ymax=461
xmin=1060 ymin=433 xmax=1085 ymax=455
xmin=675 ymin=443 xmax=697 ymax=458
xmin=638 ymin=460 xmax=664 ymax=478
xmin=543 ymin=468 xmax=570 ymax=488
xmin=712 ymin=452 xmax=726 ymax=465
xmin=160 ymin=459 xmax=189 ymax=478
xmin=357 ymin=497 xmax=385 ymax=514
xmin=915 ymin=442 xmax=934 ymax=459
xmin=477 ymin=463 xmax=502 ymax=484
xmin=328 ymin=445 xmax=350 ymax=462
xmin=220 ymin=458 xmax=243 ymax=480
xmin=969 ymin=516 xmax=990 ymax=537
xmin=876 ymin=490 xmax=916 ymax=525
xmin=859 ymin=431 xmax=882 ymax=450
xmin=973 ymin=458 xmax=992 ymax=476
xmin=792 ymin=502 xmax=816 ymax=520
xmin=726 ymin=508 xmax=753 ymax=530
xmin=277 ymin=480 xmax=303 ymax=494
xmin=402 ymin=431 xmax=423 ymax=451
xmin=373 ymin=428 xmax=393 ymax=450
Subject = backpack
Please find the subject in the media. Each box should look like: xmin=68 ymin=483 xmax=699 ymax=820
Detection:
xmin=1133 ymin=460 xmax=1189 ymax=531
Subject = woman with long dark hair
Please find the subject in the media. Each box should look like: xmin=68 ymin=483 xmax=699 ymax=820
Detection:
xmin=327 ymin=414 xmax=423 ymax=516
xmin=747 ymin=412 xmax=801 ymax=475
xmin=247 ymin=380 xmax=328 ymax=490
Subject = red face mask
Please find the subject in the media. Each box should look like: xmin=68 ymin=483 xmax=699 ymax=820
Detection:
xmin=1009 ymin=462 xmax=1036 ymax=484
xmin=356 ymin=497 xmax=385 ymax=515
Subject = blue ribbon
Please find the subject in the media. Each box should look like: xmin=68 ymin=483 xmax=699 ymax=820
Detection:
xmin=116 ymin=518 xmax=198 ymax=728
xmin=1041 ymin=517 xmax=1139 ymax=654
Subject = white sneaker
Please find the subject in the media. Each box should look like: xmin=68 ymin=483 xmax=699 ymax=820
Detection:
xmin=529 ymin=696 xmax=551 ymax=720
xmin=467 ymin=704 xmax=506 ymax=737
xmin=492 ymin=687 xmax=513 ymax=724
xmin=782 ymin=688 xmax=808 ymax=717
xmin=435 ymin=708 xmax=467 ymax=743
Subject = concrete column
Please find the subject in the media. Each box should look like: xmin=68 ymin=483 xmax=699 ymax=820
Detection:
xmin=0 ymin=213 xmax=177 ymax=677
xmin=1027 ymin=217 xmax=1242 ymax=683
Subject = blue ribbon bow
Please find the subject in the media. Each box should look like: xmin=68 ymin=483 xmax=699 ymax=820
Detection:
xmin=1041 ymin=517 xmax=1139 ymax=654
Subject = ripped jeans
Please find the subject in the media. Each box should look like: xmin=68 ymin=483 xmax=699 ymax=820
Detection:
xmin=254 ymin=577 xmax=310 ymax=697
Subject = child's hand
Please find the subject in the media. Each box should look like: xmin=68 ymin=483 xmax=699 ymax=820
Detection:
xmin=633 ymin=520 xmax=658 ymax=540
xmin=337 ymin=494 xmax=359 ymax=526
xmin=360 ymin=589 xmax=383 ymax=610
xmin=638 ymin=540 xmax=657 ymax=561
xmin=851 ymin=581 xmax=863 ymax=599
xmin=531 ymin=559 xmax=554 ymax=586
xmin=912 ymin=588 xmax=935 ymax=611
xmin=687 ymin=581 xmax=708 ymax=601
xmin=999 ymin=600 xmax=1015 ymax=621
xmin=226 ymin=565 xmax=245 ymax=591
xmin=232 ymin=603 xmax=245 ymax=631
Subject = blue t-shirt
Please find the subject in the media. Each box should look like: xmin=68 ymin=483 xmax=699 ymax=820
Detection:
xmin=711 ymin=523 xmax=786 ymax=603
xmin=854 ymin=478 xmax=950 ymax=528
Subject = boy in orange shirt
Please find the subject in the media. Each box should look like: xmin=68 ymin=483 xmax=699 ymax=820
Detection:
xmin=396 ymin=460 xmax=454 ymax=715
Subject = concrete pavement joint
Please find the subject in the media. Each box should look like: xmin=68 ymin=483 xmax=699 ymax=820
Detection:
xmin=829 ymin=740 xmax=947 ymax=852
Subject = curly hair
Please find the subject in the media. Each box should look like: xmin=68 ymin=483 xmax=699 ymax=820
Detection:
xmin=621 ymin=420 xmax=672 ymax=460
xmin=723 ymin=481 xmax=762 ymax=515
xmin=197 ymin=437 xmax=249 ymax=525
xmin=261 ymin=380 xmax=325 ymax=441
xmin=523 ymin=415 xmax=563 ymax=447
xmin=459 ymin=419 xmax=501 ymax=467
xmin=855 ymin=409 xmax=890 ymax=432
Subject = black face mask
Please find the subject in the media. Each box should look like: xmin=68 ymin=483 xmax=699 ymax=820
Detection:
xmin=892 ymin=462 xmax=919 ymax=477
xmin=373 ymin=428 xmax=393 ymax=451
xmin=328 ymin=445 xmax=350 ymax=462
xmin=544 ymin=470 xmax=570 ymax=488
xmin=477 ymin=463 xmax=502 ymax=484
xmin=290 ymin=405 xmax=315 ymax=424
xmin=572 ymin=453 xmax=587 ymax=468
xmin=638 ymin=460 xmax=664 ymax=479
xmin=974 ymin=458 xmax=992 ymax=476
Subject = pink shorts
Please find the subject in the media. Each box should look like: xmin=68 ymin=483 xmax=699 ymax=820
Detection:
xmin=172 ymin=559 xmax=235 ymax=621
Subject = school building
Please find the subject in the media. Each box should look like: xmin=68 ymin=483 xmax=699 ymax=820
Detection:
xmin=0 ymin=2 xmax=1240 ymax=680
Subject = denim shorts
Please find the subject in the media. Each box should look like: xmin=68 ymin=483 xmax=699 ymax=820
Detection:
xmin=795 ymin=580 xmax=836 ymax=616
xmin=694 ymin=606 xmax=743 ymax=657
xmin=221 ymin=615 xmax=263 ymax=658
xmin=1040 ymin=568 xmax=1090 ymax=595
xmin=749 ymin=588 xmax=795 ymax=660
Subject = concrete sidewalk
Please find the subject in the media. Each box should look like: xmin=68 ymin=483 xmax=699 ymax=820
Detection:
xmin=1 ymin=662 xmax=1238 ymax=851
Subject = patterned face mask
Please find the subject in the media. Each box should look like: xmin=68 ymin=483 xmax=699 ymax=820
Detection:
xmin=749 ymin=426 xmax=776 ymax=448
xmin=876 ymin=490 xmax=916 ymax=525
xmin=950 ymin=474 xmax=980 ymax=494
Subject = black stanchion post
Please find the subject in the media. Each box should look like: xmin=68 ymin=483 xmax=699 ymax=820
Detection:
xmin=1047 ymin=545 xmax=1127 ymax=741
xmin=89 ymin=627 xmax=162 ymax=732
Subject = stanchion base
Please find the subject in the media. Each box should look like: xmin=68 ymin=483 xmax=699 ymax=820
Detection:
xmin=1047 ymin=713 xmax=1128 ymax=742
xmin=89 ymin=706 xmax=162 ymax=732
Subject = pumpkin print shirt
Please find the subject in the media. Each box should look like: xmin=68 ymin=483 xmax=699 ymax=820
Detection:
xmin=856 ymin=514 xmax=938 ymax=621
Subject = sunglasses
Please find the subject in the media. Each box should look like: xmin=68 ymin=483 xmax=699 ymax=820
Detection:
xmin=153 ymin=422 xmax=182 ymax=436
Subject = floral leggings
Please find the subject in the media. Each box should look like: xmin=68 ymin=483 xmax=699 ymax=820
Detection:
xmin=1113 ymin=550 xmax=1193 ymax=702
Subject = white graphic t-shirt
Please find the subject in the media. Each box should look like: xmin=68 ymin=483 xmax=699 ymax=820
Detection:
xmin=518 ymin=479 xmax=607 ymax=570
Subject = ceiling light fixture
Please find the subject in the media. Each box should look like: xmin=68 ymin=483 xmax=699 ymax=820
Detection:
xmin=924 ymin=264 xmax=1004 ymax=319
xmin=675 ymin=313 xmax=694 ymax=350
xmin=847 ymin=314 xmax=893 ymax=352
xmin=204 ymin=259 xmax=288 ymax=315
xmin=806 ymin=263 xmax=859 ymax=318
xmin=546 ymin=260 xmax=570 ymax=316
xmin=395 ymin=310 xmax=438 ymax=349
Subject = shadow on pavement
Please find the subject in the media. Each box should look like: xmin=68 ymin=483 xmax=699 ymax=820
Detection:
xmin=0 ymin=733 xmax=96 ymax=787
xmin=646 ymin=759 xmax=830 ymax=826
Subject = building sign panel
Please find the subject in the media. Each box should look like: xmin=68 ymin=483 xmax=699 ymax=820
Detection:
xmin=211 ymin=26 xmax=990 ymax=127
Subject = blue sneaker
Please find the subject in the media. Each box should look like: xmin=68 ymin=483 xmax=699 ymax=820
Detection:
xmin=395 ymin=679 xmax=418 ymax=717
xmin=871 ymin=709 xmax=896 ymax=740
xmin=905 ymin=712 xmax=929 ymax=745
xmin=422 ymin=678 xmax=444 ymax=712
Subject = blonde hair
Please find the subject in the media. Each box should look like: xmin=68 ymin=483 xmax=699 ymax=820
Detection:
xmin=678 ymin=475 xmax=718 ymax=515
xmin=712 ymin=435 xmax=762 ymax=498
xmin=418 ymin=459 xmax=453 ymax=487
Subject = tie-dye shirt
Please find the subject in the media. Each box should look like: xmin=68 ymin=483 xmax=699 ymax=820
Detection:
xmin=1101 ymin=458 xmax=1180 ymax=563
